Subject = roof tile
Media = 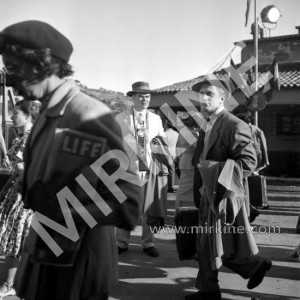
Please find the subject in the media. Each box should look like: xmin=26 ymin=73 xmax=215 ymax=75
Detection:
xmin=153 ymin=62 xmax=300 ymax=94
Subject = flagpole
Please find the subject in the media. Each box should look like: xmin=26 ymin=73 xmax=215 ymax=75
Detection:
xmin=254 ymin=0 xmax=258 ymax=126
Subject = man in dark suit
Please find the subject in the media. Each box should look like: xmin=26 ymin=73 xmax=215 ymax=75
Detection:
xmin=187 ymin=78 xmax=272 ymax=300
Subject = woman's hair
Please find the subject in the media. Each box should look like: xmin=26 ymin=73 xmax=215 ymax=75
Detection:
xmin=3 ymin=44 xmax=73 ymax=81
xmin=15 ymin=100 xmax=32 ymax=118
xmin=181 ymin=115 xmax=199 ymax=129
xmin=235 ymin=112 xmax=252 ymax=124
xmin=30 ymin=101 xmax=42 ymax=122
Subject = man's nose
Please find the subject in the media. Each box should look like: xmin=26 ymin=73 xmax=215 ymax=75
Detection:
xmin=199 ymin=94 xmax=207 ymax=102
xmin=203 ymin=94 xmax=211 ymax=102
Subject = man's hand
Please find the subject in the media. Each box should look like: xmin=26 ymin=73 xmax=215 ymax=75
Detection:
xmin=1 ymin=155 xmax=11 ymax=168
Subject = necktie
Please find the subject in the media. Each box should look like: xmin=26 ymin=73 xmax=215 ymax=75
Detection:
xmin=191 ymin=129 xmax=205 ymax=166
xmin=135 ymin=113 xmax=148 ymax=171
xmin=191 ymin=117 xmax=210 ymax=166
xmin=204 ymin=117 xmax=211 ymax=144
xmin=137 ymin=113 xmax=144 ymax=127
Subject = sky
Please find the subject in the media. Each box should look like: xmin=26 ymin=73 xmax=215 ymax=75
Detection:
xmin=0 ymin=0 xmax=299 ymax=94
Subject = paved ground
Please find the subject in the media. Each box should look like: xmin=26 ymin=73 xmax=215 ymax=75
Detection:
xmin=109 ymin=180 xmax=300 ymax=300
xmin=1 ymin=180 xmax=299 ymax=300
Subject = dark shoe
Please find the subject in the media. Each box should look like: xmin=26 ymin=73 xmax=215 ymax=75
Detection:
xmin=247 ymin=258 xmax=272 ymax=289
xmin=143 ymin=246 xmax=159 ymax=257
xmin=249 ymin=206 xmax=260 ymax=223
xmin=117 ymin=246 xmax=128 ymax=254
xmin=185 ymin=290 xmax=221 ymax=300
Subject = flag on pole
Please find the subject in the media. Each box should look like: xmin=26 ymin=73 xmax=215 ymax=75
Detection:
xmin=245 ymin=0 xmax=252 ymax=27
xmin=246 ymin=56 xmax=255 ymax=87
xmin=271 ymin=53 xmax=280 ymax=91
xmin=228 ymin=58 xmax=239 ymax=94
xmin=264 ymin=53 xmax=280 ymax=101
xmin=246 ymin=65 xmax=254 ymax=86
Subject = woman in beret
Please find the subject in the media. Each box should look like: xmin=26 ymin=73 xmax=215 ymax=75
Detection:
xmin=0 ymin=100 xmax=35 ymax=297
xmin=0 ymin=20 xmax=140 ymax=300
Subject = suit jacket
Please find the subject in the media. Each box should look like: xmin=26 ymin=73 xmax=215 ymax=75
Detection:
xmin=193 ymin=110 xmax=257 ymax=207
xmin=115 ymin=109 xmax=165 ymax=171
xmin=193 ymin=109 xmax=258 ymax=269
xmin=16 ymin=80 xmax=141 ymax=299
xmin=203 ymin=110 xmax=257 ymax=174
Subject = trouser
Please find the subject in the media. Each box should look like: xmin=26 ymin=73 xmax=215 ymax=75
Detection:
xmin=195 ymin=230 xmax=263 ymax=292
xmin=167 ymin=163 xmax=175 ymax=190
xmin=195 ymin=191 xmax=263 ymax=292
xmin=116 ymin=214 xmax=154 ymax=249
xmin=116 ymin=170 xmax=154 ymax=249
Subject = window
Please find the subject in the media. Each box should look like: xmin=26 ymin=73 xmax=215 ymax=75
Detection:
xmin=277 ymin=114 xmax=300 ymax=135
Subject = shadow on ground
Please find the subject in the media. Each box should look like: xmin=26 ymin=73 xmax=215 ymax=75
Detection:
xmin=220 ymin=245 xmax=300 ymax=281
xmin=110 ymin=235 xmax=300 ymax=300
xmin=221 ymin=289 xmax=299 ymax=300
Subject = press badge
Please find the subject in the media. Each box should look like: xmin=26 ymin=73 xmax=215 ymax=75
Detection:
xmin=58 ymin=129 xmax=107 ymax=159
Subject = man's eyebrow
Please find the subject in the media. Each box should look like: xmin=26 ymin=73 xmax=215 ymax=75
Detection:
xmin=200 ymin=90 xmax=214 ymax=95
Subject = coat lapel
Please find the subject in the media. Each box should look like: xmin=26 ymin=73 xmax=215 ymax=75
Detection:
xmin=124 ymin=110 xmax=135 ymax=136
xmin=206 ymin=110 xmax=227 ymax=154
xmin=28 ymin=113 xmax=48 ymax=149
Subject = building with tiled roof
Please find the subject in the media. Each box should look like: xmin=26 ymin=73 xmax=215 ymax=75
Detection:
xmin=153 ymin=62 xmax=300 ymax=93
xmin=150 ymin=27 xmax=300 ymax=177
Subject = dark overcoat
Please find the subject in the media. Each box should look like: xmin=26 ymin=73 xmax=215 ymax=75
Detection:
xmin=15 ymin=80 xmax=141 ymax=300
xmin=194 ymin=109 xmax=258 ymax=269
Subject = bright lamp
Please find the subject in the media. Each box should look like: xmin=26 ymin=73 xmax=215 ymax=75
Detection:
xmin=261 ymin=5 xmax=281 ymax=24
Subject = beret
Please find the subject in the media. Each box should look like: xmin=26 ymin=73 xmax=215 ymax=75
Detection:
xmin=0 ymin=20 xmax=73 ymax=62
xmin=192 ymin=78 xmax=231 ymax=100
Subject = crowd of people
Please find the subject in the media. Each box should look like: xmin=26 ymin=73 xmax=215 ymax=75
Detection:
xmin=0 ymin=19 xmax=295 ymax=300
xmin=0 ymin=100 xmax=36 ymax=297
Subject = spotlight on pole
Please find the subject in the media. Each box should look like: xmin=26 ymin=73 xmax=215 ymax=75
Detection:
xmin=261 ymin=5 xmax=281 ymax=25
xmin=260 ymin=5 xmax=281 ymax=37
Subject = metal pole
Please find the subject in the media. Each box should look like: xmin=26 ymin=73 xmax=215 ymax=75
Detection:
xmin=254 ymin=0 xmax=258 ymax=126
xmin=0 ymin=71 xmax=5 ymax=136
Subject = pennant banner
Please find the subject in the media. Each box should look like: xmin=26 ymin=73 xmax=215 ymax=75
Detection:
xmin=264 ymin=52 xmax=280 ymax=101
xmin=245 ymin=0 xmax=252 ymax=27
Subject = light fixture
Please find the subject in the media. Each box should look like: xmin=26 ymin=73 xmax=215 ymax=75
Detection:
xmin=261 ymin=5 xmax=281 ymax=24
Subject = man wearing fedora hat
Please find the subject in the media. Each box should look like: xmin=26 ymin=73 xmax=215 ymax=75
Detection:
xmin=115 ymin=81 xmax=166 ymax=257
xmin=187 ymin=78 xmax=272 ymax=300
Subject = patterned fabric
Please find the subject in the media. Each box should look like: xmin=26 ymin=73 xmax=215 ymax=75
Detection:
xmin=0 ymin=131 xmax=33 ymax=257
xmin=135 ymin=112 xmax=149 ymax=171
xmin=136 ymin=113 xmax=144 ymax=127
